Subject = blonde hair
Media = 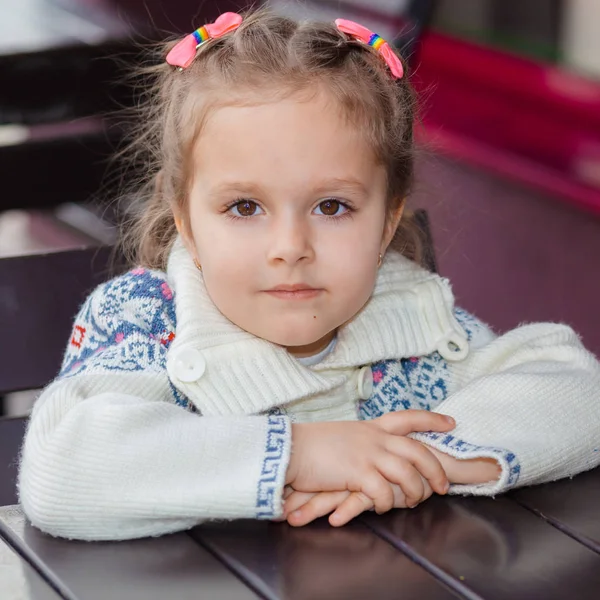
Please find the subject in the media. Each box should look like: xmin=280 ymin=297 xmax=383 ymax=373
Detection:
xmin=119 ymin=6 xmax=423 ymax=270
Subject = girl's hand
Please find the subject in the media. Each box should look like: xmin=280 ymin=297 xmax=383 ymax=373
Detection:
xmin=286 ymin=410 xmax=453 ymax=514
xmin=284 ymin=478 xmax=434 ymax=527
xmin=284 ymin=490 xmax=352 ymax=525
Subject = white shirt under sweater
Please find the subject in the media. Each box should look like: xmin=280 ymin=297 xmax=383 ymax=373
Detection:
xmin=295 ymin=336 xmax=337 ymax=367
xmin=18 ymin=238 xmax=600 ymax=541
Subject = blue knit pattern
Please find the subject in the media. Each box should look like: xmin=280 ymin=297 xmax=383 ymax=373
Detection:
xmin=58 ymin=269 xmax=520 ymax=515
xmin=256 ymin=415 xmax=290 ymax=518
xmin=59 ymin=268 xmax=189 ymax=410
xmin=359 ymin=308 xmax=488 ymax=419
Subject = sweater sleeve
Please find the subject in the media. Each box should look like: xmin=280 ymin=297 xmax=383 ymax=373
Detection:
xmin=18 ymin=269 xmax=291 ymax=541
xmin=410 ymin=309 xmax=600 ymax=496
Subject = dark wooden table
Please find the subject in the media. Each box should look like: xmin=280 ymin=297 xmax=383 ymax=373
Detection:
xmin=1 ymin=466 xmax=599 ymax=599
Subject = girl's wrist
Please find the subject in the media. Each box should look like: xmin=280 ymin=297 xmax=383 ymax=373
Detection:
xmin=285 ymin=423 xmax=301 ymax=485
xmin=426 ymin=445 xmax=501 ymax=485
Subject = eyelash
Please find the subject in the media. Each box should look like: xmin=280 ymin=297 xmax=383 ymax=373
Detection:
xmin=223 ymin=198 xmax=356 ymax=222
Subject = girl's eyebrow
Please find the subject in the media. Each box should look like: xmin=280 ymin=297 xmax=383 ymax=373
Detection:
xmin=209 ymin=177 xmax=369 ymax=197
xmin=312 ymin=177 xmax=369 ymax=196
xmin=209 ymin=181 xmax=265 ymax=196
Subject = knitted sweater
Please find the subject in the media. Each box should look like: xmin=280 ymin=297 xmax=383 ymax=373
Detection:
xmin=18 ymin=239 xmax=600 ymax=540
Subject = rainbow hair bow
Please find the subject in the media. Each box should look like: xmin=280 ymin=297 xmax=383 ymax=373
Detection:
xmin=335 ymin=19 xmax=404 ymax=80
xmin=166 ymin=12 xmax=243 ymax=69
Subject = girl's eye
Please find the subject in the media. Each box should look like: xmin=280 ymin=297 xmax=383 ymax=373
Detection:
xmin=314 ymin=199 xmax=348 ymax=217
xmin=229 ymin=200 xmax=263 ymax=217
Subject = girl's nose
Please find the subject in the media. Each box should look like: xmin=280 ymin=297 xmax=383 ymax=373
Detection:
xmin=266 ymin=218 xmax=315 ymax=265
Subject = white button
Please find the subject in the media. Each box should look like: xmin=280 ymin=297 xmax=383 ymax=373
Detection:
xmin=357 ymin=366 xmax=373 ymax=400
xmin=168 ymin=347 xmax=206 ymax=383
xmin=437 ymin=333 xmax=469 ymax=362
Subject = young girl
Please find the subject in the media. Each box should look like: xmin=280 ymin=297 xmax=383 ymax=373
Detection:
xmin=19 ymin=8 xmax=600 ymax=541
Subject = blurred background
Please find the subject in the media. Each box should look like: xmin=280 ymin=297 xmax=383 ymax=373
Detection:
xmin=1 ymin=0 xmax=600 ymax=415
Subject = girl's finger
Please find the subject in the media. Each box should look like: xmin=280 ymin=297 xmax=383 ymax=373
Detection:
xmin=287 ymin=491 xmax=350 ymax=527
xmin=419 ymin=478 xmax=434 ymax=502
xmin=384 ymin=436 xmax=449 ymax=496
xmin=360 ymin=470 xmax=395 ymax=514
xmin=375 ymin=456 xmax=425 ymax=507
xmin=283 ymin=490 xmax=318 ymax=515
xmin=329 ymin=492 xmax=374 ymax=526
xmin=375 ymin=410 xmax=455 ymax=436
xmin=272 ymin=487 xmax=306 ymax=522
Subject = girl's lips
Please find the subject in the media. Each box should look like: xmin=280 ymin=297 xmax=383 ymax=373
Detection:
xmin=263 ymin=289 xmax=323 ymax=300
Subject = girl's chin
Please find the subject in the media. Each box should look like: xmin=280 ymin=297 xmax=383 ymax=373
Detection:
xmin=259 ymin=325 xmax=334 ymax=351
xmin=274 ymin=334 xmax=337 ymax=355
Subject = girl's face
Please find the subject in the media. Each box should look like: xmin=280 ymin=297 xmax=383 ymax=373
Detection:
xmin=180 ymin=90 xmax=401 ymax=357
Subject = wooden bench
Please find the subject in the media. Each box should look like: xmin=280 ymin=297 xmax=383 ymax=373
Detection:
xmin=1 ymin=474 xmax=599 ymax=599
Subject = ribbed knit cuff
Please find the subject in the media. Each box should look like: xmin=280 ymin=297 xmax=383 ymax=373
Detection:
xmin=412 ymin=431 xmax=521 ymax=495
xmin=255 ymin=415 xmax=292 ymax=519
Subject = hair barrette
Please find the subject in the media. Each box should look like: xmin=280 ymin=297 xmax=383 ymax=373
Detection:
xmin=334 ymin=19 xmax=404 ymax=80
xmin=166 ymin=12 xmax=243 ymax=70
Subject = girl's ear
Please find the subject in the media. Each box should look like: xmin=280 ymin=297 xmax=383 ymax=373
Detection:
xmin=172 ymin=205 xmax=198 ymax=260
xmin=172 ymin=199 xmax=184 ymax=237
xmin=173 ymin=213 xmax=184 ymax=235
xmin=381 ymin=198 xmax=406 ymax=252
xmin=157 ymin=169 xmax=192 ymax=248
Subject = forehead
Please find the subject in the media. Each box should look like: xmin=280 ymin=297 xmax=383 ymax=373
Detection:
xmin=191 ymin=90 xmax=386 ymax=192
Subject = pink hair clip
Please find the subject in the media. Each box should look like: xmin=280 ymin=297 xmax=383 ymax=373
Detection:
xmin=166 ymin=12 xmax=243 ymax=70
xmin=334 ymin=18 xmax=404 ymax=80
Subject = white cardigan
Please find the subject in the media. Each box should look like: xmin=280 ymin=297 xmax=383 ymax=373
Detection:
xmin=18 ymin=238 xmax=600 ymax=540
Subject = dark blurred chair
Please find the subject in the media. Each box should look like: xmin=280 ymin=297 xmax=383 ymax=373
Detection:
xmin=412 ymin=209 xmax=438 ymax=273
xmin=0 ymin=246 xmax=116 ymax=396
xmin=0 ymin=246 xmax=115 ymax=505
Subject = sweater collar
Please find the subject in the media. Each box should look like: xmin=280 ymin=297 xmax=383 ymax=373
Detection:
xmin=165 ymin=237 xmax=468 ymax=416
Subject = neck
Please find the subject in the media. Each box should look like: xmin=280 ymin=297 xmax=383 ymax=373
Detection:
xmin=285 ymin=330 xmax=336 ymax=359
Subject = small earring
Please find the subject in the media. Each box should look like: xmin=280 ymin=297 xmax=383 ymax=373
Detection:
xmin=193 ymin=258 xmax=202 ymax=272
xmin=377 ymin=253 xmax=383 ymax=268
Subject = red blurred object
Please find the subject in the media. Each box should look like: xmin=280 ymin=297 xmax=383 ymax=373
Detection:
xmin=414 ymin=32 xmax=600 ymax=218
